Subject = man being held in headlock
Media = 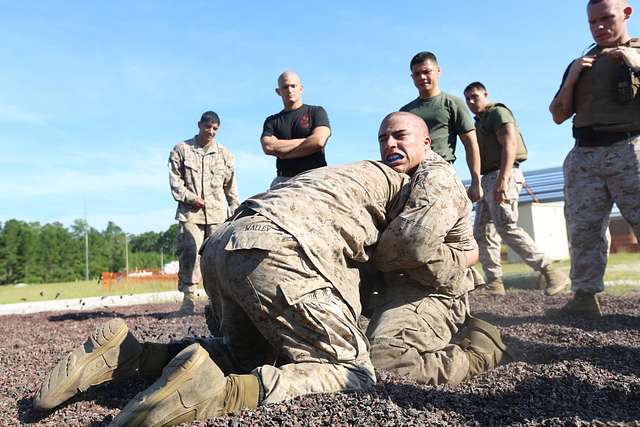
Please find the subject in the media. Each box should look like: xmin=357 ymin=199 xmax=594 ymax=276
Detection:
xmin=33 ymin=113 xmax=511 ymax=426
xmin=365 ymin=113 xmax=513 ymax=385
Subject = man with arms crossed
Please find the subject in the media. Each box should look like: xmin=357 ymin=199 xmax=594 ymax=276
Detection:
xmin=400 ymin=51 xmax=483 ymax=202
xmin=548 ymin=0 xmax=640 ymax=318
xmin=463 ymin=82 xmax=569 ymax=296
xmin=168 ymin=111 xmax=239 ymax=314
xmin=261 ymin=71 xmax=331 ymax=187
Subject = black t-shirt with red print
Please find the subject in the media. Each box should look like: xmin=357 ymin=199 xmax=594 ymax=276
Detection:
xmin=262 ymin=104 xmax=331 ymax=177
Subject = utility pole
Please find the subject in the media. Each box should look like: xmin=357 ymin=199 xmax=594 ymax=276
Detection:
xmin=84 ymin=201 xmax=89 ymax=281
xmin=124 ymin=233 xmax=129 ymax=276
xmin=160 ymin=247 xmax=164 ymax=272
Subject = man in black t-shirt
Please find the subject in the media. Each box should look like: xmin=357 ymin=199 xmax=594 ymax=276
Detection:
xmin=261 ymin=71 xmax=331 ymax=187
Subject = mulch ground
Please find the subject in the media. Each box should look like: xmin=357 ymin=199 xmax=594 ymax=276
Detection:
xmin=2 ymin=289 xmax=640 ymax=426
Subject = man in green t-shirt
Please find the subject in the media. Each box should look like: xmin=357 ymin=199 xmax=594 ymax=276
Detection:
xmin=463 ymin=81 xmax=569 ymax=296
xmin=400 ymin=51 xmax=482 ymax=201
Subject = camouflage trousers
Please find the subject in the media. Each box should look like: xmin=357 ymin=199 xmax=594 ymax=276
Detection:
xmin=176 ymin=222 xmax=219 ymax=293
xmin=199 ymin=213 xmax=375 ymax=405
xmin=366 ymin=279 xmax=470 ymax=385
xmin=564 ymin=136 xmax=640 ymax=293
xmin=474 ymin=168 xmax=551 ymax=282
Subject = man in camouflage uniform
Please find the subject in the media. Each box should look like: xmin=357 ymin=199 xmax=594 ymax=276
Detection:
xmin=168 ymin=111 xmax=240 ymax=314
xmin=33 ymin=113 xmax=511 ymax=425
xmin=365 ymin=114 xmax=511 ymax=386
xmin=548 ymin=0 xmax=640 ymax=318
xmin=463 ymin=82 xmax=569 ymax=296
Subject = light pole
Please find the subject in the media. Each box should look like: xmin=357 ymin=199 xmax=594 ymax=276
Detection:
xmin=83 ymin=201 xmax=89 ymax=281
xmin=124 ymin=233 xmax=129 ymax=277
xmin=84 ymin=227 xmax=89 ymax=281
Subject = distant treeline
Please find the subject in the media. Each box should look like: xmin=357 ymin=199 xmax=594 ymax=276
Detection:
xmin=0 ymin=219 xmax=179 ymax=285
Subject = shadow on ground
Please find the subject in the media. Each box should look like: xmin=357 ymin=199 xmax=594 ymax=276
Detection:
xmin=17 ymin=377 xmax=151 ymax=426
xmin=47 ymin=308 xmax=201 ymax=322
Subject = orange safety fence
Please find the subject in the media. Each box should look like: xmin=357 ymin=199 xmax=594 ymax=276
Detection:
xmin=100 ymin=269 xmax=178 ymax=288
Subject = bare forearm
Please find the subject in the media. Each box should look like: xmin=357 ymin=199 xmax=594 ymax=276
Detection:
xmin=279 ymin=135 xmax=325 ymax=159
xmin=498 ymin=148 xmax=516 ymax=184
xmin=281 ymin=126 xmax=331 ymax=159
xmin=460 ymin=132 xmax=481 ymax=182
xmin=550 ymin=56 xmax=594 ymax=124
xmin=496 ymin=125 xmax=517 ymax=183
xmin=549 ymin=84 xmax=576 ymax=124
xmin=261 ymin=137 xmax=306 ymax=157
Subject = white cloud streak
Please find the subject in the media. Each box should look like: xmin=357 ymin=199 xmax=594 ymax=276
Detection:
xmin=0 ymin=104 xmax=48 ymax=126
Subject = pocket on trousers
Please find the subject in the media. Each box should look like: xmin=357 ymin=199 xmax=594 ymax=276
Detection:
xmin=277 ymin=265 xmax=328 ymax=306
xmin=413 ymin=297 xmax=451 ymax=344
xmin=498 ymin=199 xmax=519 ymax=225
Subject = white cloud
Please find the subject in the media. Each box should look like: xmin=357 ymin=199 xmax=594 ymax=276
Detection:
xmin=0 ymin=104 xmax=48 ymax=126
xmin=59 ymin=207 xmax=176 ymax=234
xmin=1 ymin=142 xmax=170 ymax=197
xmin=2 ymin=161 xmax=167 ymax=197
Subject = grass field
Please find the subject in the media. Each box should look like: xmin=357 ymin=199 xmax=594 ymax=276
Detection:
xmin=493 ymin=251 xmax=640 ymax=294
xmin=0 ymin=252 xmax=637 ymax=305
xmin=0 ymin=279 xmax=183 ymax=305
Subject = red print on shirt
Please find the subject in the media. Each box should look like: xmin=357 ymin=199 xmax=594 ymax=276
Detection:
xmin=299 ymin=113 xmax=310 ymax=129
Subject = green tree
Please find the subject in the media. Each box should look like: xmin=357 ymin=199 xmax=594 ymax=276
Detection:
xmin=0 ymin=221 xmax=6 ymax=283
xmin=130 ymin=231 xmax=162 ymax=253
xmin=0 ymin=220 xmax=40 ymax=284
xmin=159 ymin=223 xmax=179 ymax=257
xmin=0 ymin=219 xmax=182 ymax=284
xmin=37 ymin=222 xmax=82 ymax=282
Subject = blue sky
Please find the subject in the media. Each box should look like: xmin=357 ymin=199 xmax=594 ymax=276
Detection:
xmin=2 ymin=1 xmax=638 ymax=233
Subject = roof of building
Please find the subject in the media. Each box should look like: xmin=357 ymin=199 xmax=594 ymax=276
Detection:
xmin=464 ymin=166 xmax=622 ymax=217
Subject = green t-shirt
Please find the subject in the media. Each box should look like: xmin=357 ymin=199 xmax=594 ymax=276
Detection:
xmin=400 ymin=92 xmax=475 ymax=162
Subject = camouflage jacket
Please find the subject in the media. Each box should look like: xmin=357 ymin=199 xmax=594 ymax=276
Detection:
xmin=168 ymin=137 xmax=240 ymax=224
xmin=374 ymin=150 xmax=478 ymax=297
xmin=241 ymin=161 xmax=410 ymax=314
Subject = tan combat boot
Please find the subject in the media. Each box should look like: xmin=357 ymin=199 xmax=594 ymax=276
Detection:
xmin=540 ymin=264 xmax=570 ymax=296
xmin=179 ymin=292 xmax=197 ymax=315
xmin=484 ymin=278 xmax=506 ymax=296
xmin=545 ymin=291 xmax=603 ymax=319
xmin=460 ymin=318 xmax=513 ymax=380
xmin=109 ymin=343 xmax=260 ymax=427
xmin=33 ymin=318 xmax=170 ymax=411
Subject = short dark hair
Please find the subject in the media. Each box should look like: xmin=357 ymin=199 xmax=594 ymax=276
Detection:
xmin=463 ymin=81 xmax=487 ymax=95
xmin=409 ymin=51 xmax=438 ymax=69
xmin=199 ymin=111 xmax=220 ymax=125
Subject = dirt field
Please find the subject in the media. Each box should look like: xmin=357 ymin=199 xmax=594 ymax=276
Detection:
xmin=2 ymin=290 xmax=640 ymax=426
